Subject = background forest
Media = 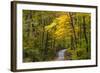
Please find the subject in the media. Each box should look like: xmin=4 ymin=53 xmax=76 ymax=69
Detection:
xmin=23 ymin=10 xmax=91 ymax=62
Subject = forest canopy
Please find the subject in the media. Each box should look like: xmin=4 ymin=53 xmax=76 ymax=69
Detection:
xmin=23 ymin=10 xmax=91 ymax=62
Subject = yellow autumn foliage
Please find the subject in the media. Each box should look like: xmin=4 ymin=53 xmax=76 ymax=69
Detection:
xmin=57 ymin=15 xmax=70 ymax=25
xmin=45 ymin=22 xmax=56 ymax=31
xmin=54 ymin=14 xmax=71 ymax=39
xmin=45 ymin=14 xmax=72 ymax=40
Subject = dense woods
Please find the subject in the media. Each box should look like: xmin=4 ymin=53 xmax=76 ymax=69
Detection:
xmin=23 ymin=10 xmax=91 ymax=62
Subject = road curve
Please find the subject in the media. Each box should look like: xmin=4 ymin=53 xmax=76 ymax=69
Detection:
xmin=56 ymin=49 xmax=67 ymax=60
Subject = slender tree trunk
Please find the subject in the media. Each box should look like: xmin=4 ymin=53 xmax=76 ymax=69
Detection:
xmin=82 ymin=16 xmax=88 ymax=52
xmin=70 ymin=35 xmax=75 ymax=50
xmin=26 ymin=11 xmax=33 ymax=46
xmin=40 ymin=16 xmax=45 ymax=60
xmin=70 ymin=36 xmax=73 ymax=50
xmin=79 ymin=17 xmax=82 ymax=48
xmin=69 ymin=13 xmax=77 ymax=49
xmin=43 ymin=31 xmax=49 ymax=61
xmin=77 ymin=16 xmax=83 ymax=48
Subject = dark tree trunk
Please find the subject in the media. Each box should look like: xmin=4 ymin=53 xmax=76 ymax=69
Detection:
xmin=82 ymin=16 xmax=88 ymax=52
xmin=43 ymin=31 xmax=49 ymax=61
xmin=69 ymin=13 xmax=77 ymax=49
xmin=70 ymin=35 xmax=75 ymax=50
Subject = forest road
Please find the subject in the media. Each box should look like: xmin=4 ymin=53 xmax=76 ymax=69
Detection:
xmin=56 ymin=49 xmax=67 ymax=60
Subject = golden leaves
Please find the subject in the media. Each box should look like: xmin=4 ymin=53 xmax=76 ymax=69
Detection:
xmin=45 ymin=22 xmax=56 ymax=31
xmin=45 ymin=14 xmax=72 ymax=40
xmin=54 ymin=15 xmax=71 ymax=39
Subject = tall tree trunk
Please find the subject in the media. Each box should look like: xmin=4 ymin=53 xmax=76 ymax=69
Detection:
xmin=79 ymin=17 xmax=82 ymax=48
xmin=69 ymin=13 xmax=77 ymax=49
xmin=40 ymin=16 xmax=45 ymax=60
xmin=82 ymin=16 xmax=88 ymax=52
xmin=76 ymin=16 xmax=82 ymax=48
xmin=43 ymin=31 xmax=49 ymax=61
xmin=26 ymin=11 xmax=33 ymax=46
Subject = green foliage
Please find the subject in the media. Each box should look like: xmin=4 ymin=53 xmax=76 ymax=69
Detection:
xmin=23 ymin=48 xmax=42 ymax=62
xmin=23 ymin=10 xmax=91 ymax=62
xmin=66 ymin=48 xmax=91 ymax=60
